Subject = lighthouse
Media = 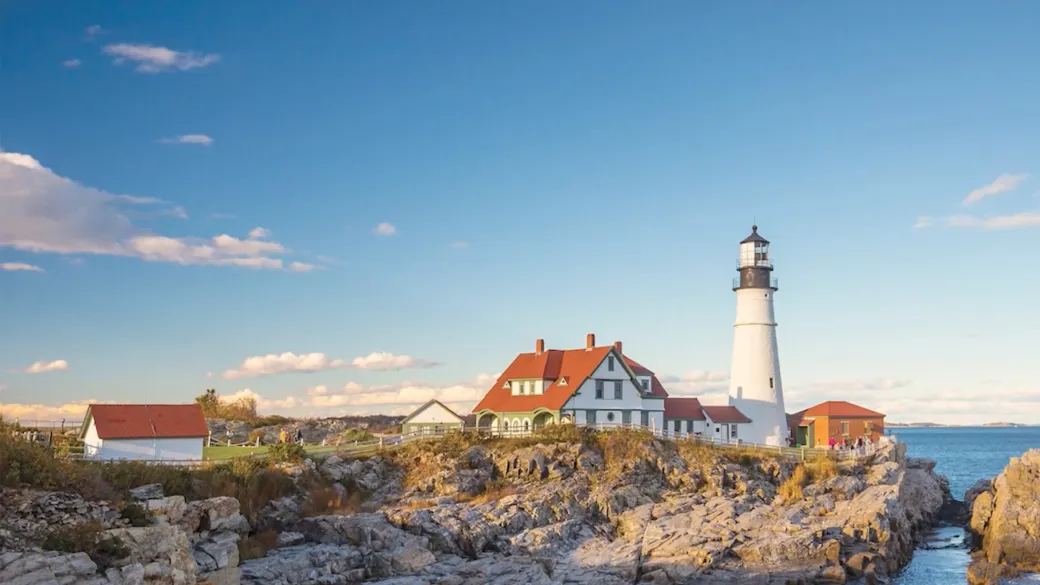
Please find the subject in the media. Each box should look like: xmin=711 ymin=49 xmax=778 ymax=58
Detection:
xmin=727 ymin=225 xmax=788 ymax=446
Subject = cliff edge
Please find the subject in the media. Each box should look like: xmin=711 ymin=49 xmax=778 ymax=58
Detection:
xmin=968 ymin=448 xmax=1040 ymax=585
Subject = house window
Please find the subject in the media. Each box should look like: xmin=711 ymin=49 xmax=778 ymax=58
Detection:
xmin=595 ymin=380 xmax=604 ymax=399
xmin=641 ymin=411 xmax=649 ymax=427
xmin=523 ymin=420 xmax=530 ymax=432
xmin=731 ymin=424 xmax=738 ymax=438
xmin=608 ymin=356 xmax=615 ymax=371
xmin=674 ymin=420 xmax=681 ymax=432
xmin=613 ymin=381 xmax=622 ymax=399
xmin=769 ymin=377 xmax=774 ymax=389
xmin=503 ymin=420 xmax=510 ymax=431
xmin=641 ymin=379 xmax=649 ymax=391
xmin=686 ymin=420 xmax=693 ymax=433
xmin=587 ymin=410 xmax=597 ymax=424
xmin=606 ymin=412 xmax=615 ymax=422
xmin=841 ymin=421 xmax=850 ymax=435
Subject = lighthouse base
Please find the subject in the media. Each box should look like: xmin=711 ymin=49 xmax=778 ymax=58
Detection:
xmin=728 ymin=397 xmax=789 ymax=446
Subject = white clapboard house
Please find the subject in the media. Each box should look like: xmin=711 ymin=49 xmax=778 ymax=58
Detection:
xmin=79 ymin=403 xmax=210 ymax=461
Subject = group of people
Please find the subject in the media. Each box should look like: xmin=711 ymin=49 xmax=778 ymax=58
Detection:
xmin=277 ymin=426 xmax=304 ymax=445
xmin=828 ymin=434 xmax=873 ymax=450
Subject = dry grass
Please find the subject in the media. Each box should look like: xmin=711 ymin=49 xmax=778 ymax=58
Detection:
xmin=398 ymin=498 xmax=437 ymax=510
xmin=299 ymin=484 xmax=365 ymax=517
xmin=458 ymin=480 xmax=518 ymax=506
xmin=237 ymin=529 xmax=279 ymax=561
xmin=778 ymin=457 xmax=839 ymax=503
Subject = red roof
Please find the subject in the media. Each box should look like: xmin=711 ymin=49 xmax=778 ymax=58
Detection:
xmin=702 ymin=405 xmax=752 ymax=424
xmin=83 ymin=404 xmax=209 ymax=440
xmin=623 ymin=356 xmax=669 ymax=398
xmin=801 ymin=401 xmax=884 ymax=418
xmin=473 ymin=345 xmax=669 ymax=413
xmin=663 ymin=397 xmax=706 ymax=420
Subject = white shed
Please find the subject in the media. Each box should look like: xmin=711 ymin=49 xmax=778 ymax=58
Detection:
xmin=401 ymin=400 xmax=466 ymax=436
xmin=79 ymin=404 xmax=209 ymax=461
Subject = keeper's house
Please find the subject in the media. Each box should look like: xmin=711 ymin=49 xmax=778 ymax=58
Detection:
xmin=472 ymin=334 xmax=753 ymax=439
xmin=79 ymin=404 xmax=209 ymax=461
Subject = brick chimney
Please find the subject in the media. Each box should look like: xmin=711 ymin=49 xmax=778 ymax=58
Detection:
xmin=613 ymin=340 xmax=622 ymax=355
xmin=585 ymin=333 xmax=595 ymax=350
xmin=535 ymin=338 xmax=545 ymax=355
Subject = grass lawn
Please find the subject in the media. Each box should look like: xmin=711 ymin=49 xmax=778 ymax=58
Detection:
xmin=202 ymin=444 xmax=344 ymax=460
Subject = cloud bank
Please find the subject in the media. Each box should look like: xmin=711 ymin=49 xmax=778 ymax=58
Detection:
xmin=0 ymin=152 xmax=317 ymax=271
xmin=17 ymin=360 xmax=69 ymax=374
xmin=221 ymin=351 xmax=441 ymax=380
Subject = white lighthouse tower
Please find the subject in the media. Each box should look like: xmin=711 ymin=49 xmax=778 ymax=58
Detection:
xmin=727 ymin=225 xmax=788 ymax=446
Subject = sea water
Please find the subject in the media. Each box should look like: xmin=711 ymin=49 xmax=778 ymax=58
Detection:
xmin=891 ymin=427 xmax=1040 ymax=585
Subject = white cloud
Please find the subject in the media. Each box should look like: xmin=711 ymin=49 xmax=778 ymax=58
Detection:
xmin=17 ymin=360 xmax=70 ymax=374
xmin=222 ymin=352 xmax=347 ymax=380
xmin=85 ymin=25 xmax=105 ymax=40
xmin=0 ymin=400 xmax=98 ymax=422
xmin=248 ymin=227 xmax=270 ymax=240
xmin=451 ymin=241 xmax=468 ymax=248
xmin=963 ymin=173 xmax=1029 ymax=205
xmin=303 ymin=374 xmax=497 ymax=411
xmin=63 ymin=59 xmax=81 ymax=68
xmin=0 ymin=152 xmax=314 ymax=270
xmin=288 ymin=261 xmax=317 ymax=272
xmin=102 ymin=43 xmax=220 ymax=73
xmin=222 ymin=388 xmax=297 ymax=412
xmin=912 ymin=216 xmax=933 ymax=229
xmin=1 ymin=262 xmax=43 ymax=272
xmin=158 ymin=134 xmax=213 ymax=146
xmin=659 ymin=370 xmax=730 ymax=398
xmin=944 ymin=211 xmax=1040 ymax=230
xmin=350 ymin=352 xmax=440 ymax=371
xmin=373 ymin=222 xmax=396 ymax=236
xmin=221 ymin=351 xmax=439 ymax=379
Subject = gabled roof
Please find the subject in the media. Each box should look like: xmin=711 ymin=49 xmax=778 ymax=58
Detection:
xmin=473 ymin=345 xmax=669 ymax=414
xmin=663 ymin=397 xmax=706 ymax=420
xmin=702 ymin=405 xmax=752 ymax=424
xmin=401 ymin=399 xmax=466 ymax=425
xmin=801 ymin=401 xmax=884 ymax=418
xmin=623 ymin=356 xmax=669 ymax=398
xmin=81 ymin=404 xmax=209 ymax=440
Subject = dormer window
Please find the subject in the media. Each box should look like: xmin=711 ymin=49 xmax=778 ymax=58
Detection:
xmin=641 ymin=379 xmax=649 ymax=391
xmin=558 ymin=377 xmax=568 ymax=386
xmin=502 ymin=380 xmax=510 ymax=389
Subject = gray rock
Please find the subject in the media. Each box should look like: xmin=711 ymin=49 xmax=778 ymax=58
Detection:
xmin=129 ymin=484 xmax=164 ymax=501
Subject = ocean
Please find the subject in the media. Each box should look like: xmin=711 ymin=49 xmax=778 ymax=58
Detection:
xmin=890 ymin=427 xmax=1040 ymax=585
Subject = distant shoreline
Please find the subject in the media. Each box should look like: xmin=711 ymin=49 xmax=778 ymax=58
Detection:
xmin=887 ymin=422 xmax=1034 ymax=428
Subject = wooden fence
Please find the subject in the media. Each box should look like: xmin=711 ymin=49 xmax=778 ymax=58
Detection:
xmin=60 ymin=421 xmax=883 ymax=466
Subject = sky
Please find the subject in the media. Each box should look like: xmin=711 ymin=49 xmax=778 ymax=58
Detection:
xmin=1 ymin=1 xmax=1039 ymax=425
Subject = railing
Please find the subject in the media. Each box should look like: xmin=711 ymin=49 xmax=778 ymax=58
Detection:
xmin=2 ymin=419 xmax=80 ymax=432
xmin=64 ymin=422 xmax=884 ymax=465
xmin=736 ymin=259 xmax=774 ymax=269
xmin=732 ymin=276 xmax=779 ymax=290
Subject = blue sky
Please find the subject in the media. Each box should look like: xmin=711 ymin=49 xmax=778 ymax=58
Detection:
xmin=1 ymin=1 xmax=1039 ymax=424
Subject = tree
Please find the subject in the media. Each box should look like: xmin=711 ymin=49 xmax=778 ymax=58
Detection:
xmin=196 ymin=389 xmax=222 ymax=418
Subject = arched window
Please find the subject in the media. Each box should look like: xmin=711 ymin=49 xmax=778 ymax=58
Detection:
xmin=523 ymin=419 xmax=530 ymax=433
xmin=503 ymin=420 xmax=510 ymax=432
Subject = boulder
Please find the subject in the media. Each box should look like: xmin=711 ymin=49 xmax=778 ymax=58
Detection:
xmin=968 ymin=449 xmax=1040 ymax=584
xmin=129 ymin=484 xmax=164 ymax=502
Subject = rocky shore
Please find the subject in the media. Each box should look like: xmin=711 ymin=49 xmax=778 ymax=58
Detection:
xmin=1 ymin=433 xmax=950 ymax=585
xmin=966 ymin=449 xmax=1040 ymax=585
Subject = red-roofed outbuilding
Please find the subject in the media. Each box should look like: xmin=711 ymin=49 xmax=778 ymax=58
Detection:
xmin=788 ymin=401 xmax=886 ymax=447
xmin=79 ymin=404 xmax=209 ymax=461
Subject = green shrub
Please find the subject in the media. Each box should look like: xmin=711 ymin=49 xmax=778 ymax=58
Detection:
xmin=42 ymin=521 xmax=130 ymax=570
xmin=268 ymin=441 xmax=307 ymax=463
xmin=254 ymin=415 xmax=294 ymax=428
xmin=119 ymin=502 xmax=151 ymax=527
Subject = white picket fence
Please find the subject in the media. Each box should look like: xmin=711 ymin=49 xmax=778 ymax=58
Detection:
xmin=66 ymin=422 xmax=885 ymax=466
